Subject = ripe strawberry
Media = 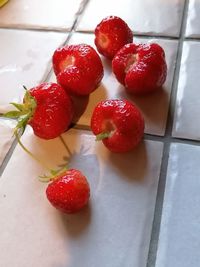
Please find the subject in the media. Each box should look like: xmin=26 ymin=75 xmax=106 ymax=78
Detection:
xmin=94 ymin=16 xmax=133 ymax=59
xmin=91 ymin=99 xmax=144 ymax=153
xmin=46 ymin=169 xmax=90 ymax=214
xmin=112 ymin=43 xmax=167 ymax=94
xmin=4 ymin=83 xmax=74 ymax=139
xmin=52 ymin=44 xmax=104 ymax=96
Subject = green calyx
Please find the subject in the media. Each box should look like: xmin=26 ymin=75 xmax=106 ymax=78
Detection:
xmin=95 ymin=132 xmax=110 ymax=141
xmin=39 ymin=166 xmax=68 ymax=183
xmin=3 ymin=87 xmax=37 ymax=135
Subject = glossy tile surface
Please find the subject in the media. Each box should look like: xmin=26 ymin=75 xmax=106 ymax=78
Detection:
xmin=0 ymin=128 xmax=163 ymax=267
xmin=155 ymin=143 xmax=200 ymax=267
xmin=51 ymin=33 xmax=178 ymax=136
xmin=172 ymin=41 xmax=200 ymax=140
xmin=0 ymin=119 xmax=15 ymax=167
xmin=0 ymin=29 xmax=67 ymax=113
xmin=1 ymin=1 xmax=200 ymax=266
xmin=77 ymin=0 xmax=185 ymax=37
xmin=0 ymin=0 xmax=83 ymax=31
xmin=185 ymin=0 xmax=200 ymax=38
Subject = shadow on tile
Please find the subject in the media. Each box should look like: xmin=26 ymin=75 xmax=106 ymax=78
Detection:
xmin=117 ymin=85 xmax=169 ymax=134
xmin=107 ymin=141 xmax=148 ymax=182
xmin=59 ymin=203 xmax=92 ymax=238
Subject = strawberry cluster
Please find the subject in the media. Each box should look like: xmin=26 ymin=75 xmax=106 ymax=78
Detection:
xmin=2 ymin=15 xmax=167 ymax=214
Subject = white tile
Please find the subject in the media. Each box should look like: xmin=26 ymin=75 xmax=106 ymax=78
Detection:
xmin=172 ymin=41 xmax=200 ymax=140
xmin=185 ymin=0 xmax=200 ymax=38
xmin=0 ymin=127 xmax=163 ymax=267
xmin=77 ymin=0 xmax=185 ymax=37
xmin=155 ymin=143 xmax=200 ymax=267
xmin=0 ymin=29 xmax=67 ymax=113
xmin=0 ymin=119 xmax=16 ymax=167
xmin=0 ymin=0 xmax=83 ymax=31
xmin=53 ymin=33 xmax=178 ymax=136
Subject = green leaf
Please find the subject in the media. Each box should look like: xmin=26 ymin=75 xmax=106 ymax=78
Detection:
xmin=10 ymin=102 xmax=24 ymax=111
xmin=38 ymin=175 xmax=51 ymax=183
xmin=3 ymin=110 xmax=21 ymax=118
xmin=95 ymin=132 xmax=110 ymax=141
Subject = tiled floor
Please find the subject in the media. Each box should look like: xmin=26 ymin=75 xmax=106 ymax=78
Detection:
xmin=185 ymin=0 xmax=200 ymax=38
xmin=0 ymin=0 xmax=84 ymax=31
xmin=77 ymin=0 xmax=185 ymax=37
xmin=0 ymin=1 xmax=200 ymax=267
xmin=0 ymin=29 xmax=67 ymax=113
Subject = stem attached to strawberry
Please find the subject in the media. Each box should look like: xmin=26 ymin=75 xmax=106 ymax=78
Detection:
xmin=14 ymin=129 xmax=51 ymax=171
xmin=1 ymin=87 xmax=68 ymax=182
xmin=95 ymin=132 xmax=110 ymax=141
xmin=15 ymin=129 xmax=68 ymax=183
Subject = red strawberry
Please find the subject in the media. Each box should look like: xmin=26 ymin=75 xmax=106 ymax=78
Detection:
xmin=52 ymin=44 xmax=104 ymax=96
xmin=4 ymin=83 xmax=74 ymax=139
xmin=46 ymin=169 xmax=90 ymax=214
xmin=94 ymin=16 xmax=133 ymax=59
xmin=91 ymin=99 xmax=144 ymax=153
xmin=112 ymin=43 xmax=167 ymax=94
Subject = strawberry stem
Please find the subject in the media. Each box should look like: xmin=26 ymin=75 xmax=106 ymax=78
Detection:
xmin=14 ymin=129 xmax=52 ymax=172
xmin=15 ymin=130 xmax=68 ymax=181
xmin=95 ymin=132 xmax=110 ymax=141
xmin=39 ymin=166 xmax=68 ymax=183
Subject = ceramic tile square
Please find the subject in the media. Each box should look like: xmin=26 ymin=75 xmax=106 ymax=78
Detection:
xmin=0 ymin=29 xmax=68 ymax=113
xmin=77 ymin=0 xmax=185 ymax=37
xmin=155 ymin=143 xmax=200 ymax=267
xmin=48 ymin=33 xmax=178 ymax=136
xmin=0 ymin=0 xmax=83 ymax=31
xmin=0 ymin=127 xmax=163 ymax=267
xmin=0 ymin=119 xmax=16 ymax=168
xmin=172 ymin=41 xmax=200 ymax=140
xmin=185 ymin=0 xmax=200 ymax=38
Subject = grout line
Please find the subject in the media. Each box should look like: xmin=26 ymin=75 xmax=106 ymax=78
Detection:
xmin=0 ymin=0 xmax=90 ymax=177
xmin=1 ymin=3 xmax=200 ymax=265
xmin=75 ymin=30 xmax=180 ymax=40
xmin=0 ymin=25 xmax=72 ymax=33
xmin=0 ymin=138 xmax=18 ymax=177
xmin=146 ymin=0 xmax=190 ymax=266
xmin=185 ymin=36 xmax=200 ymax=41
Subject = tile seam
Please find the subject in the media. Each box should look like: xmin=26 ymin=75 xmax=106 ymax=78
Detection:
xmin=146 ymin=0 xmax=191 ymax=266
xmin=0 ymin=0 xmax=90 ymax=177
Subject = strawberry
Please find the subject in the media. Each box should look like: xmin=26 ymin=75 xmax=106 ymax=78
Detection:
xmin=46 ymin=169 xmax=90 ymax=214
xmin=4 ymin=83 xmax=74 ymax=139
xmin=91 ymin=99 xmax=144 ymax=153
xmin=52 ymin=44 xmax=104 ymax=96
xmin=94 ymin=16 xmax=133 ymax=59
xmin=112 ymin=43 xmax=167 ymax=94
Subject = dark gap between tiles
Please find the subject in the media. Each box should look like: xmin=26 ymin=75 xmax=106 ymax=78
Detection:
xmin=0 ymin=25 xmax=73 ymax=33
xmin=0 ymin=0 xmax=90 ymax=177
xmin=146 ymin=0 xmax=191 ymax=266
xmin=75 ymin=30 xmax=180 ymax=40
xmin=184 ymin=37 xmax=200 ymax=41
xmin=0 ymin=138 xmax=18 ymax=177
xmin=1 ymin=0 xmax=200 ymax=266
